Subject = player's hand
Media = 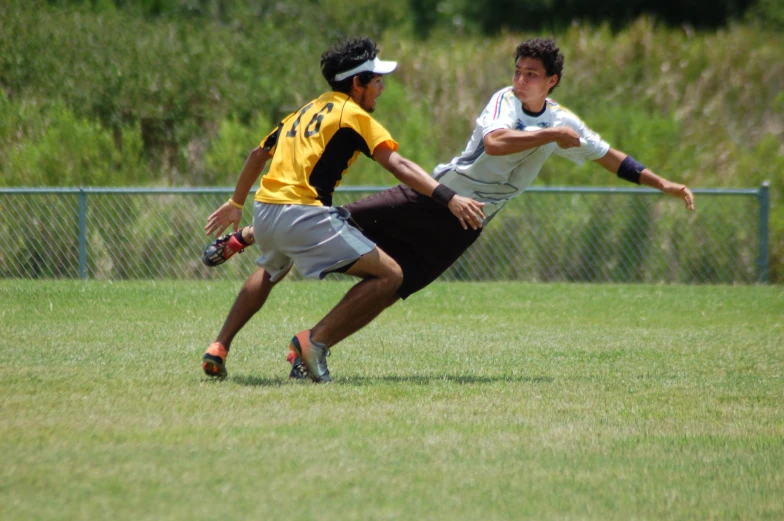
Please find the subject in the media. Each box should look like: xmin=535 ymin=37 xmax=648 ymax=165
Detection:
xmin=447 ymin=195 xmax=485 ymax=230
xmin=661 ymin=182 xmax=695 ymax=211
xmin=552 ymin=127 xmax=581 ymax=149
xmin=205 ymin=201 xmax=243 ymax=237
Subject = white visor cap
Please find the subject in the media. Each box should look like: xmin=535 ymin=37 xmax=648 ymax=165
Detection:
xmin=333 ymin=57 xmax=398 ymax=82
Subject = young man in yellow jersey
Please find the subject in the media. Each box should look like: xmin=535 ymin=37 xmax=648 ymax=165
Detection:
xmin=202 ymin=36 xmax=485 ymax=383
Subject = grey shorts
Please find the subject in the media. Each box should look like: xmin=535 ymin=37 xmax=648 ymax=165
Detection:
xmin=252 ymin=202 xmax=376 ymax=282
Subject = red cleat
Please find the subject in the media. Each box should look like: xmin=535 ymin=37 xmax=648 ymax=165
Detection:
xmin=202 ymin=233 xmax=247 ymax=267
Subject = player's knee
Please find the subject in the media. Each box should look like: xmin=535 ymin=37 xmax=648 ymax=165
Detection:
xmin=388 ymin=263 xmax=403 ymax=290
xmin=377 ymin=259 xmax=403 ymax=293
xmin=347 ymin=248 xmax=402 ymax=292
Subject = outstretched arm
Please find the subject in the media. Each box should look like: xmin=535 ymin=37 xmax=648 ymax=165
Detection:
xmin=484 ymin=127 xmax=582 ymax=155
xmin=594 ymin=148 xmax=695 ymax=211
xmin=205 ymin=146 xmax=272 ymax=237
xmin=373 ymin=144 xmax=486 ymax=230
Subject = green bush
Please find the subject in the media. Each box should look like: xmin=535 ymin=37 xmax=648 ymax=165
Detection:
xmin=202 ymin=113 xmax=274 ymax=186
xmin=348 ymin=77 xmax=441 ymax=185
xmin=0 ymin=93 xmax=145 ymax=186
xmin=747 ymin=0 xmax=784 ymax=28
xmin=456 ymin=0 xmax=756 ymax=34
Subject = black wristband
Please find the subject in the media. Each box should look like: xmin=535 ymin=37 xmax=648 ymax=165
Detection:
xmin=431 ymin=184 xmax=457 ymax=207
xmin=617 ymin=155 xmax=646 ymax=185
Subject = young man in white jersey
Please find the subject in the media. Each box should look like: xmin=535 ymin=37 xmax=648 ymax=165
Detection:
xmin=205 ymin=37 xmax=695 ymax=380
xmin=202 ymin=36 xmax=485 ymax=383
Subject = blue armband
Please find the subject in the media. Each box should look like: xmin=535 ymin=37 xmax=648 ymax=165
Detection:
xmin=617 ymin=156 xmax=646 ymax=185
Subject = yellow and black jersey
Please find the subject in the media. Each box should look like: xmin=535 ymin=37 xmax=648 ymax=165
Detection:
xmin=255 ymin=91 xmax=398 ymax=207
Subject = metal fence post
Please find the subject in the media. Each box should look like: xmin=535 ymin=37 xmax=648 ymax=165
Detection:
xmin=78 ymin=188 xmax=87 ymax=280
xmin=757 ymin=181 xmax=770 ymax=283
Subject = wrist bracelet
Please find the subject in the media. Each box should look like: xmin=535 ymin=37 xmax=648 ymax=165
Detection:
xmin=228 ymin=198 xmax=244 ymax=209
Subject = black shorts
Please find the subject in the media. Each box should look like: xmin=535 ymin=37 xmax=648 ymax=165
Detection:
xmin=343 ymin=185 xmax=482 ymax=299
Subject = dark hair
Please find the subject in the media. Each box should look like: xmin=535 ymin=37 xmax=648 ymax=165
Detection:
xmin=321 ymin=36 xmax=379 ymax=93
xmin=514 ymin=37 xmax=564 ymax=93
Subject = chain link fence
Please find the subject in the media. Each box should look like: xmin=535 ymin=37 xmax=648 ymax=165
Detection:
xmin=0 ymin=184 xmax=771 ymax=284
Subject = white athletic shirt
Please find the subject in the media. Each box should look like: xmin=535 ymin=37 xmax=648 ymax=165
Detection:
xmin=434 ymin=87 xmax=610 ymax=221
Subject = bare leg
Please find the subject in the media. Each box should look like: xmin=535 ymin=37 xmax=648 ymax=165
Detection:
xmin=217 ymin=267 xmax=286 ymax=349
xmin=310 ymin=247 xmax=402 ymax=347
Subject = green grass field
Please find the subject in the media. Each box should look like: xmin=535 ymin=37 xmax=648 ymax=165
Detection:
xmin=2 ymin=280 xmax=783 ymax=520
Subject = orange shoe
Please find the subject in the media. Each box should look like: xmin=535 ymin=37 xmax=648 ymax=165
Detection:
xmin=203 ymin=341 xmax=228 ymax=378
xmin=288 ymin=330 xmax=331 ymax=384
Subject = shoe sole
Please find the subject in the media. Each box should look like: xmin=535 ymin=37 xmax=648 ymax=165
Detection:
xmin=288 ymin=359 xmax=309 ymax=380
xmin=203 ymin=359 xmax=227 ymax=378
xmin=202 ymin=234 xmax=245 ymax=267
xmin=290 ymin=334 xmax=330 ymax=384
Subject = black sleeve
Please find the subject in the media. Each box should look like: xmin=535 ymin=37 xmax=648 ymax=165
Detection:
xmin=261 ymin=124 xmax=283 ymax=151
